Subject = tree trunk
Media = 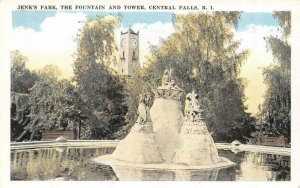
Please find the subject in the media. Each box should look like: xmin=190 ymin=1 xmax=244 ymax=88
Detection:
xmin=16 ymin=129 xmax=29 ymax=141
xmin=77 ymin=120 xmax=81 ymax=140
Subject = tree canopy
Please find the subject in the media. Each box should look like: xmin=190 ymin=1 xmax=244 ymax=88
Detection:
xmin=11 ymin=51 xmax=39 ymax=93
xmin=258 ymin=11 xmax=291 ymax=142
xmin=11 ymin=60 xmax=79 ymax=141
xmin=11 ymin=12 xmax=270 ymax=143
xmin=125 ymin=12 xmax=255 ymax=142
xmin=73 ymin=15 xmax=127 ymax=139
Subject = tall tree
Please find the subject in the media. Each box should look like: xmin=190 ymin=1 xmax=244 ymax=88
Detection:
xmin=73 ymin=15 xmax=127 ymax=139
xmin=128 ymin=12 xmax=255 ymax=142
xmin=15 ymin=65 xmax=77 ymax=141
xmin=11 ymin=50 xmax=39 ymax=93
xmin=11 ymin=51 xmax=39 ymax=141
xmin=258 ymin=11 xmax=291 ymax=141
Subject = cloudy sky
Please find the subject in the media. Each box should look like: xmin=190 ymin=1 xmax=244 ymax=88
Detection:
xmin=12 ymin=11 xmax=280 ymax=115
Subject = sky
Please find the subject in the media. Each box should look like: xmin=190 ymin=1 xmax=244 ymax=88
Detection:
xmin=11 ymin=11 xmax=280 ymax=115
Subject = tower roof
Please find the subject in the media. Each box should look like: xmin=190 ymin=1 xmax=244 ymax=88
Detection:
xmin=121 ymin=27 xmax=139 ymax=35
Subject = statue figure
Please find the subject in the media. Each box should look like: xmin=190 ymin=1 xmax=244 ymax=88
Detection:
xmin=184 ymin=92 xmax=193 ymax=119
xmin=136 ymin=92 xmax=151 ymax=125
xmin=168 ymin=80 xmax=183 ymax=91
xmin=161 ymin=70 xmax=171 ymax=88
xmin=158 ymin=69 xmax=182 ymax=91
xmin=191 ymin=90 xmax=200 ymax=109
xmin=184 ymin=90 xmax=204 ymax=122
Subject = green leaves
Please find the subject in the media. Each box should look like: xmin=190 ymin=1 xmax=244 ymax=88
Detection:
xmin=11 ymin=16 xmax=127 ymax=141
xmin=259 ymin=11 xmax=291 ymax=141
xmin=11 ymin=57 xmax=78 ymax=141
xmin=273 ymin=11 xmax=291 ymax=38
xmin=76 ymin=16 xmax=120 ymax=67
xmin=11 ymin=51 xmax=39 ymax=93
xmin=73 ymin=15 xmax=127 ymax=139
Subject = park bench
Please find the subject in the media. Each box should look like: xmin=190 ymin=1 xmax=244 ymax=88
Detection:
xmin=257 ymin=136 xmax=288 ymax=147
xmin=42 ymin=130 xmax=77 ymax=141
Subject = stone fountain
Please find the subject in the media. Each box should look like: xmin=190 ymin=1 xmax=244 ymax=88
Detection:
xmin=95 ymin=70 xmax=235 ymax=175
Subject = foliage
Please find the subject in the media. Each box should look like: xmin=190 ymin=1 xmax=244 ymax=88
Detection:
xmin=11 ymin=50 xmax=39 ymax=93
xmin=258 ymin=11 xmax=291 ymax=142
xmin=11 ymin=92 xmax=30 ymax=141
xmin=273 ymin=12 xmax=291 ymax=37
xmin=150 ymin=12 xmax=249 ymax=140
xmin=73 ymin=15 xmax=127 ymax=139
xmin=125 ymin=12 xmax=254 ymax=142
xmin=10 ymin=52 xmax=81 ymax=141
xmin=14 ymin=65 xmax=79 ymax=141
xmin=11 ymin=16 xmax=128 ymax=141
xmin=11 ymin=13 xmax=263 ymax=143
xmin=11 ymin=51 xmax=39 ymax=141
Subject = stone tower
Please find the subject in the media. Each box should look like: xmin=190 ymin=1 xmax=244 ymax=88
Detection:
xmin=118 ymin=28 xmax=140 ymax=76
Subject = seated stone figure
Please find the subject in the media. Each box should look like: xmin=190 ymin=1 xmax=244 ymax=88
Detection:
xmin=158 ymin=70 xmax=171 ymax=89
xmin=168 ymin=80 xmax=183 ymax=91
xmin=158 ymin=69 xmax=182 ymax=91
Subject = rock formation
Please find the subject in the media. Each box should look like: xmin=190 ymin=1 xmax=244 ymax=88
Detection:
xmin=173 ymin=90 xmax=221 ymax=165
xmin=111 ymin=93 xmax=163 ymax=164
xmin=150 ymin=70 xmax=184 ymax=162
xmin=97 ymin=70 xmax=234 ymax=169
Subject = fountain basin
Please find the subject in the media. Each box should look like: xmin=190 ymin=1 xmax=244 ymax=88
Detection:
xmin=10 ymin=141 xmax=291 ymax=181
xmin=94 ymin=154 xmax=235 ymax=170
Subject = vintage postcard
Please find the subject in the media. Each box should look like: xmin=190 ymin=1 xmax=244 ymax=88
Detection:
xmin=1 ymin=0 xmax=300 ymax=188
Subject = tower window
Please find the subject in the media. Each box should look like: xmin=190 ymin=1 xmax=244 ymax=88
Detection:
xmin=122 ymin=51 xmax=125 ymax=59
xmin=122 ymin=69 xmax=123 ymax=73
xmin=132 ymin=51 xmax=136 ymax=60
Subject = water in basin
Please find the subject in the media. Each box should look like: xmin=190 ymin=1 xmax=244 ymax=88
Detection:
xmin=10 ymin=147 xmax=290 ymax=181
